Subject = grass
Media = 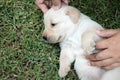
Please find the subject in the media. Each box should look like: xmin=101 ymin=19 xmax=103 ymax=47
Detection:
xmin=0 ymin=0 xmax=120 ymax=80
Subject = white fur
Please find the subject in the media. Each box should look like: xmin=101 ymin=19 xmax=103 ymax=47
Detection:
xmin=43 ymin=5 xmax=120 ymax=80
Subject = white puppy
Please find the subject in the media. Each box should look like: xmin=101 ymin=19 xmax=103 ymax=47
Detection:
xmin=42 ymin=5 xmax=120 ymax=80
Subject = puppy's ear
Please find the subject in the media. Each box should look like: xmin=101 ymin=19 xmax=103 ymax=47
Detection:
xmin=65 ymin=7 xmax=80 ymax=24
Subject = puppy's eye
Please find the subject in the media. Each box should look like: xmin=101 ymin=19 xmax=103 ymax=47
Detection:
xmin=51 ymin=23 xmax=56 ymax=27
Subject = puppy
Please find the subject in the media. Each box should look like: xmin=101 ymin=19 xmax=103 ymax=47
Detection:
xmin=42 ymin=5 xmax=120 ymax=80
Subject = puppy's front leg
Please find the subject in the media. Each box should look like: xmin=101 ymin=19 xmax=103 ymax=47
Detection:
xmin=58 ymin=48 xmax=75 ymax=78
xmin=82 ymin=30 xmax=102 ymax=54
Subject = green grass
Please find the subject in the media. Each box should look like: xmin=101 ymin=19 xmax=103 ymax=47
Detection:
xmin=0 ymin=0 xmax=120 ymax=80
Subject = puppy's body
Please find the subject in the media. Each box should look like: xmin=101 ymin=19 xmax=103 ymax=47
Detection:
xmin=43 ymin=5 xmax=120 ymax=80
xmin=59 ymin=11 xmax=105 ymax=80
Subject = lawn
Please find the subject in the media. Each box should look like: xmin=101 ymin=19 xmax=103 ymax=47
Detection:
xmin=0 ymin=0 xmax=120 ymax=80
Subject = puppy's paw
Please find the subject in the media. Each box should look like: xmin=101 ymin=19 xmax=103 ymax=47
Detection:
xmin=58 ymin=66 xmax=70 ymax=78
xmin=84 ymin=40 xmax=96 ymax=54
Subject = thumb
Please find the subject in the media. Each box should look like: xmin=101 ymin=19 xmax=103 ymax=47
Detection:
xmin=96 ymin=29 xmax=118 ymax=38
xmin=35 ymin=0 xmax=48 ymax=13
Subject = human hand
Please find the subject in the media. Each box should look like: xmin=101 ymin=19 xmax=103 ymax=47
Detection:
xmin=86 ymin=29 xmax=120 ymax=70
xmin=35 ymin=0 xmax=69 ymax=13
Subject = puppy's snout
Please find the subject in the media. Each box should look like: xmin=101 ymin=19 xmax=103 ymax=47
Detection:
xmin=43 ymin=36 xmax=47 ymax=40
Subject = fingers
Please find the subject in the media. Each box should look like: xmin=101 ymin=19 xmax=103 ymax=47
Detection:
xmin=52 ymin=0 xmax=69 ymax=10
xmin=95 ymin=39 xmax=108 ymax=49
xmin=102 ymin=63 xmax=120 ymax=70
xmin=86 ymin=49 xmax=120 ymax=70
xmin=35 ymin=0 xmax=48 ymax=13
xmin=96 ymin=29 xmax=118 ymax=38
xmin=39 ymin=4 xmax=48 ymax=13
xmin=95 ymin=29 xmax=119 ymax=49
xmin=62 ymin=0 xmax=69 ymax=4
xmin=86 ymin=49 xmax=112 ymax=60
xmin=90 ymin=58 xmax=115 ymax=67
xmin=36 ymin=0 xmax=69 ymax=12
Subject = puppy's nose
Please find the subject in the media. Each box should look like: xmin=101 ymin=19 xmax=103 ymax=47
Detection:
xmin=43 ymin=36 xmax=47 ymax=40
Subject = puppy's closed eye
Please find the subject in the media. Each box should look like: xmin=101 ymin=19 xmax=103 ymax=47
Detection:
xmin=51 ymin=23 xmax=57 ymax=27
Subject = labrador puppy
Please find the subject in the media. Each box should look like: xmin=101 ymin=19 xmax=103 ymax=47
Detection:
xmin=42 ymin=5 xmax=120 ymax=80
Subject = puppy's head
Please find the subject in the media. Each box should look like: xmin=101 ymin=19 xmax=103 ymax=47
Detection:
xmin=42 ymin=5 xmax=80 ymax=43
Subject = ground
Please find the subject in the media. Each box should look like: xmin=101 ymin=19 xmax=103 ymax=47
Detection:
xmin=0 ymin=0 xmax=120 ymax=80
